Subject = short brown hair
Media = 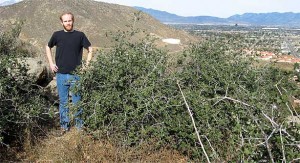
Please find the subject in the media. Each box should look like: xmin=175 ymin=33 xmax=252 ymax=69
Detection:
xmin=60 ymin=12 xmax=74 ymax=22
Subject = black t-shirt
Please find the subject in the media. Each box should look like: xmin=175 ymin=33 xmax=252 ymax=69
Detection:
xmin=48 ymin=30 xmax=91 ymax=74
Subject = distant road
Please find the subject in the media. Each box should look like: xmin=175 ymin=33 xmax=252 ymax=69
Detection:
xmin=249 ymin=33 xmax=266 ymax=51
xmin=284 ymin=37 xmax=299 ymax=58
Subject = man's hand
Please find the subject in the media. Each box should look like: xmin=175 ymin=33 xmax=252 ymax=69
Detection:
xmin=86 ymin=47 xmax=93 ymax=67
xmin=50 ymin=63 xmax=58 ymax=73
xmin=81 ymin=62 xmax=89 ymax=71
xmin=45 ymin=45 xmax=58 ymax=73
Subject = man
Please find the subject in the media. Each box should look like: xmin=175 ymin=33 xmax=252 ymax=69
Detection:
xmin=46 ymin=12 xmax=92 ymax=133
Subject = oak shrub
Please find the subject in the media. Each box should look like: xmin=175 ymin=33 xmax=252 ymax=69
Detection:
xmin=1 ymin=24 xmax=299 ymax=161
xmin=78 ymin=29 xmax=300 ymax=161
xmin=0 ymin=24 xmax=51 ymax=159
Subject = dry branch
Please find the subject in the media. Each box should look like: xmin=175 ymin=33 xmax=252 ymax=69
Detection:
xmin=177 ymin=80 xmax=211 ymax=163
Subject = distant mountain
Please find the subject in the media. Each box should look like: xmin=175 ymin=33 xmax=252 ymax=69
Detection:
xmin=0 ymin=0 xmax=20 ymax=6
xmin=134 ymin=6 xmax=226 ymax=24
xmin=2 ymin=1 xmax=300 ymax=26
xmin=135 ymin=7 xmax=300 ymax=26
xmin=228 ymin=12 xmax=300 ymax=26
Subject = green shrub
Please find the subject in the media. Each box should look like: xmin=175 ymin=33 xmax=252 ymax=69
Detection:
xmin=177 ymin=41 xmax=300 ymax=161
xmin=78 ymin=30 xmax=174 ymax=144
xmin=0 ymin=24 xmax=50 ymax=155
xmin=78 ymin=28 xmax=300 ymax=162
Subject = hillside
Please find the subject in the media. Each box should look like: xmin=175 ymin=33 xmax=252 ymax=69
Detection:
xmin=135 ymin=7 xmax=300 ymax=26
xmin=0 ymin=0 xmax=197 ymax=55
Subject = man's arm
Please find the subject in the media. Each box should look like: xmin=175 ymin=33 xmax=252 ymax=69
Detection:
xmin=85 ymin=46 xmax=93 ymax=66
xmin=45 ymin=45 xmax=58 ymax=72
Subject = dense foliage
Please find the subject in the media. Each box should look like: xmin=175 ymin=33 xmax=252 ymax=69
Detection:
xmin=78 ymin=30 xmax=300 ymax=161
xmin=0 ymin=25 xmax=50 ymax=155
xmin=1 ymin=24 xmax=299 ymax=161
xmin=177 ymin=42 xmax=300 ymax=161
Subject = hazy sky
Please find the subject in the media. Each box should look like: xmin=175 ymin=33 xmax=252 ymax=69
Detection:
xmin=0 ymin=0 xmax=299 ymax=18
xmin=95 ymin=0 xmax=300 ymax=18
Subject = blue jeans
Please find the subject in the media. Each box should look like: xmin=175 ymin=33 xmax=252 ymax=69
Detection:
xmin=56 ymin=73 xmax=83 ymax=130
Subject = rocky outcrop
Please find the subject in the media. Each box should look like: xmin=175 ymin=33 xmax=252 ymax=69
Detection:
xmin=44 ymin=79 xmax=58 ymax=102
xmin=19 ymin=57 xmax=47 ymax=83
xmin=18 ymin=57 xmax=58 ymax=102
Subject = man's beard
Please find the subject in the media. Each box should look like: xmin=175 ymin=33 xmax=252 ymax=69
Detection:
xmin=63 ymin=24 xmax=73 ymax=31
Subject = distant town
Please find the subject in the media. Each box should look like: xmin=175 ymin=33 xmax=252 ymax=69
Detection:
xmin=170 ymin=24 xmax=300 ymax=63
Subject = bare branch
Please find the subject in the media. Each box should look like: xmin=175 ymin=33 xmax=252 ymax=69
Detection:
xmin=275 ymin=84 xmax=282 ymax=96
xmin=279 ymin=125 xmax=286 ymax=163
xmin=262 ymin=112 xmax=279 ymax=128
xmin=203 ymin=135 xmax=219 ymax=161
xmin=224 ymin=97 xmax=252 ymax=107
xmin=212 ymin=97 xmax=226 ymax=106
xmin=292 ymin=158 xmax=300 ymax=162
xmin=265 ymin=133 xmax=275 ymax=163
xmin=285 ymin=103 xmax=294 ymax=117
xmin=177 ymin=80 xmax=211 ymax=163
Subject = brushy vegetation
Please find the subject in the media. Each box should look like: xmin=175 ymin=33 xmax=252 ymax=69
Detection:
xmin=77 ymin=28 xmax=300 ymax=162
xmin=0 ymin=24 xmax=52 ymax=160
xmin=1 ymin=24 xmax=300 ymax=162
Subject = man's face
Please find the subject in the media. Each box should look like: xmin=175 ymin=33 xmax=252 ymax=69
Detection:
xmin=61 ymin=14 xmax=73 ymax=31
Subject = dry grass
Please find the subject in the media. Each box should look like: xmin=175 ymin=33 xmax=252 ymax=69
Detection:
xmin=21 ymin=128 xmax=188 ymax=162
xmin=253 ymin=60 xmax=294 ymax=72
